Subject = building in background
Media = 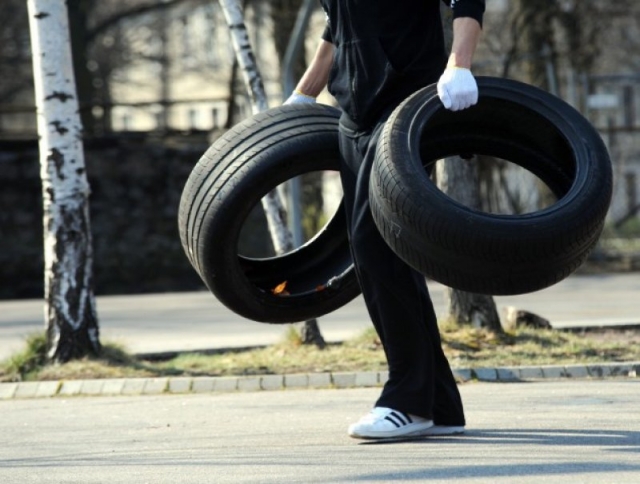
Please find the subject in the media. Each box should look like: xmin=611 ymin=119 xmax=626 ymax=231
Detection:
xmin=0 ymin=0 xmax=638 ymax=226
xmin=110 ymin=1 xmax=279 ymax=132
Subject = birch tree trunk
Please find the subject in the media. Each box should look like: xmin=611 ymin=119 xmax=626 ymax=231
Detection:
xmin=219 ymin=0 xmax=325 ymax=347
xmin=438 ymin=3 xmax=502 ymax=333
xmin=27 ymin=0 xmax=100 ymax=362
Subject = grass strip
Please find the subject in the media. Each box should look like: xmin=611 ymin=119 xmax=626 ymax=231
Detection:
xmin=1 ymin=325 xmax=638 ymax=383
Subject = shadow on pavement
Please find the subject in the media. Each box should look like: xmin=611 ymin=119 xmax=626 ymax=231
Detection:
xmin=345 ymin=461 xmax=640 ymax=482
xmin=351 ymin=428 xmax=640 ymax=481
xmin=358 ymin=428 xmax=640 ymax=449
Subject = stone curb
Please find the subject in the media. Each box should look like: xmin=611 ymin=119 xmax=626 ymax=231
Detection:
xmin=1 ymin=362 xmax=638 ymax=400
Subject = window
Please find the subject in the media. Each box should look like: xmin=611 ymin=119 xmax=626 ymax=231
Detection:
xmin=188 ymin=108 xmax=199 ymax=129
xmin=121 ymin=113 xmax=132 ymax=131
xmin=211 ymin=108 xmax=220 ymax=128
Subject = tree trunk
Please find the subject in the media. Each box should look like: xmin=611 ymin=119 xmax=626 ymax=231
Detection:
xmin=219 ymin=0 xmax=268 ymax=113
xmin=27 ymin=0 xmax=100 ymax=362
xmin=271 ymin=0 xmax=306 ymax=83
xmin=219 ymin=0 xmax=325 ymax=347
xmin=158 ymin=4 xmax=170 ymax=131
xmin=436 ymin=3 xmax=502 ymax=333
xmin=298 ymin=319 xmax=326 ymax=349
xmin=515 ymin=0 xmax=559 ymax=209
xmin=516 ymin=0 xmax=558 ymax=91
xmin=270 ymin=0 xmax=325 ymax=347
xmin=225 ymin=58 xmax=240 ymax=129
xmin=435 ymin=158 xmax=503 ymax=333
xmin=444 ymin=286 xmax=502 ymax=330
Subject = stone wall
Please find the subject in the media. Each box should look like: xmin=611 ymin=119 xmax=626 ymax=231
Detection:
xmin=0 ymin=133 xmax=238 ymax=299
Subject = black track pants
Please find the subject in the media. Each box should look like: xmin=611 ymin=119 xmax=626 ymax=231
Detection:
xmin=338 ymin=119 xmax=465 ymax=425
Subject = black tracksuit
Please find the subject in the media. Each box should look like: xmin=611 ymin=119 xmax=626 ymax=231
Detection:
xmin=321 ymin=0 xmax=485 ymax=129
xmin=320 ymin=0 xmax=485 ymax=422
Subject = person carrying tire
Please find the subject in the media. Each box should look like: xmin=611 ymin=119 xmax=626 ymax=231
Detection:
xmin=285 ymin=0 xmax=485 ymax=440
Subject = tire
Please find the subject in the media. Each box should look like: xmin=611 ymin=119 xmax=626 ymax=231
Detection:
xmin=370 ymin=77 xmax=613 ymax=295
xmin=178 ymin=104 xmax=359 ymax=323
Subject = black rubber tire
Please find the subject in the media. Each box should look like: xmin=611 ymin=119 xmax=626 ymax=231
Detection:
xmin=178 ymin=104 xmax=359 ymax=323
xmin=370 ymin=77 xmax=613 ymax=295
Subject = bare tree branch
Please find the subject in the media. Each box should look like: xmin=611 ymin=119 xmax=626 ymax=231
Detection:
xmin=85 ymin=0 xmax=189 ymax=43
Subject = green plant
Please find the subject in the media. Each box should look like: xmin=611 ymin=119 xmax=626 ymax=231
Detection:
xmin=1 ymin=332 xmax=48 ymax=382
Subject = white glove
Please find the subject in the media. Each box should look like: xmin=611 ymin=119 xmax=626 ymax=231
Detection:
xmin=437 ymin=67 xmax=478 ymax=111
xmin=284 ymin=90 xmax=316 ymax=105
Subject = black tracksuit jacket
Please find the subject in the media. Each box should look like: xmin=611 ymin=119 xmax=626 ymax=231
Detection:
xmin=320 ymin=0 xmax=485 ymax=129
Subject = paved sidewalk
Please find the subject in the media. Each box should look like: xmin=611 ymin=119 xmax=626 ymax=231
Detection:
xmin=1 ymin=381 xmax=639 ymax=483
xmin=1 ymin=273 xmax=638 ymax=360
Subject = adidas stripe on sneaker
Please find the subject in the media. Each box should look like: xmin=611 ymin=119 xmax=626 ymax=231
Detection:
xmin=348 ymin=407 xmax=434 ymax=440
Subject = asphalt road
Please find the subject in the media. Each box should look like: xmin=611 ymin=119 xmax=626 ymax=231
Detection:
xmin=1 ymin=274 xmax=638 ymax=482
xmin=0 ymin=380 xmax=638 ymax=483
xmin=1 ymin=273 xmax=639 ymax=359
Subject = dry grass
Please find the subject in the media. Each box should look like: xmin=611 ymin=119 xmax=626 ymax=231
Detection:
xmin=1 ymin=325 xmax=639 ymax=383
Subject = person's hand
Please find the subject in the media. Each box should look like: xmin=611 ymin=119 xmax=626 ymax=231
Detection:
xmin=284 ymin=90 xmax=316 ymax=105
xmin=437 ymin=67 xmax=478 ymax=111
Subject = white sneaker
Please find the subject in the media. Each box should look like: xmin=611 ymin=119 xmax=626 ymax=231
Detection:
xmin=348 ymin=407 xmax=434 ymax=440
